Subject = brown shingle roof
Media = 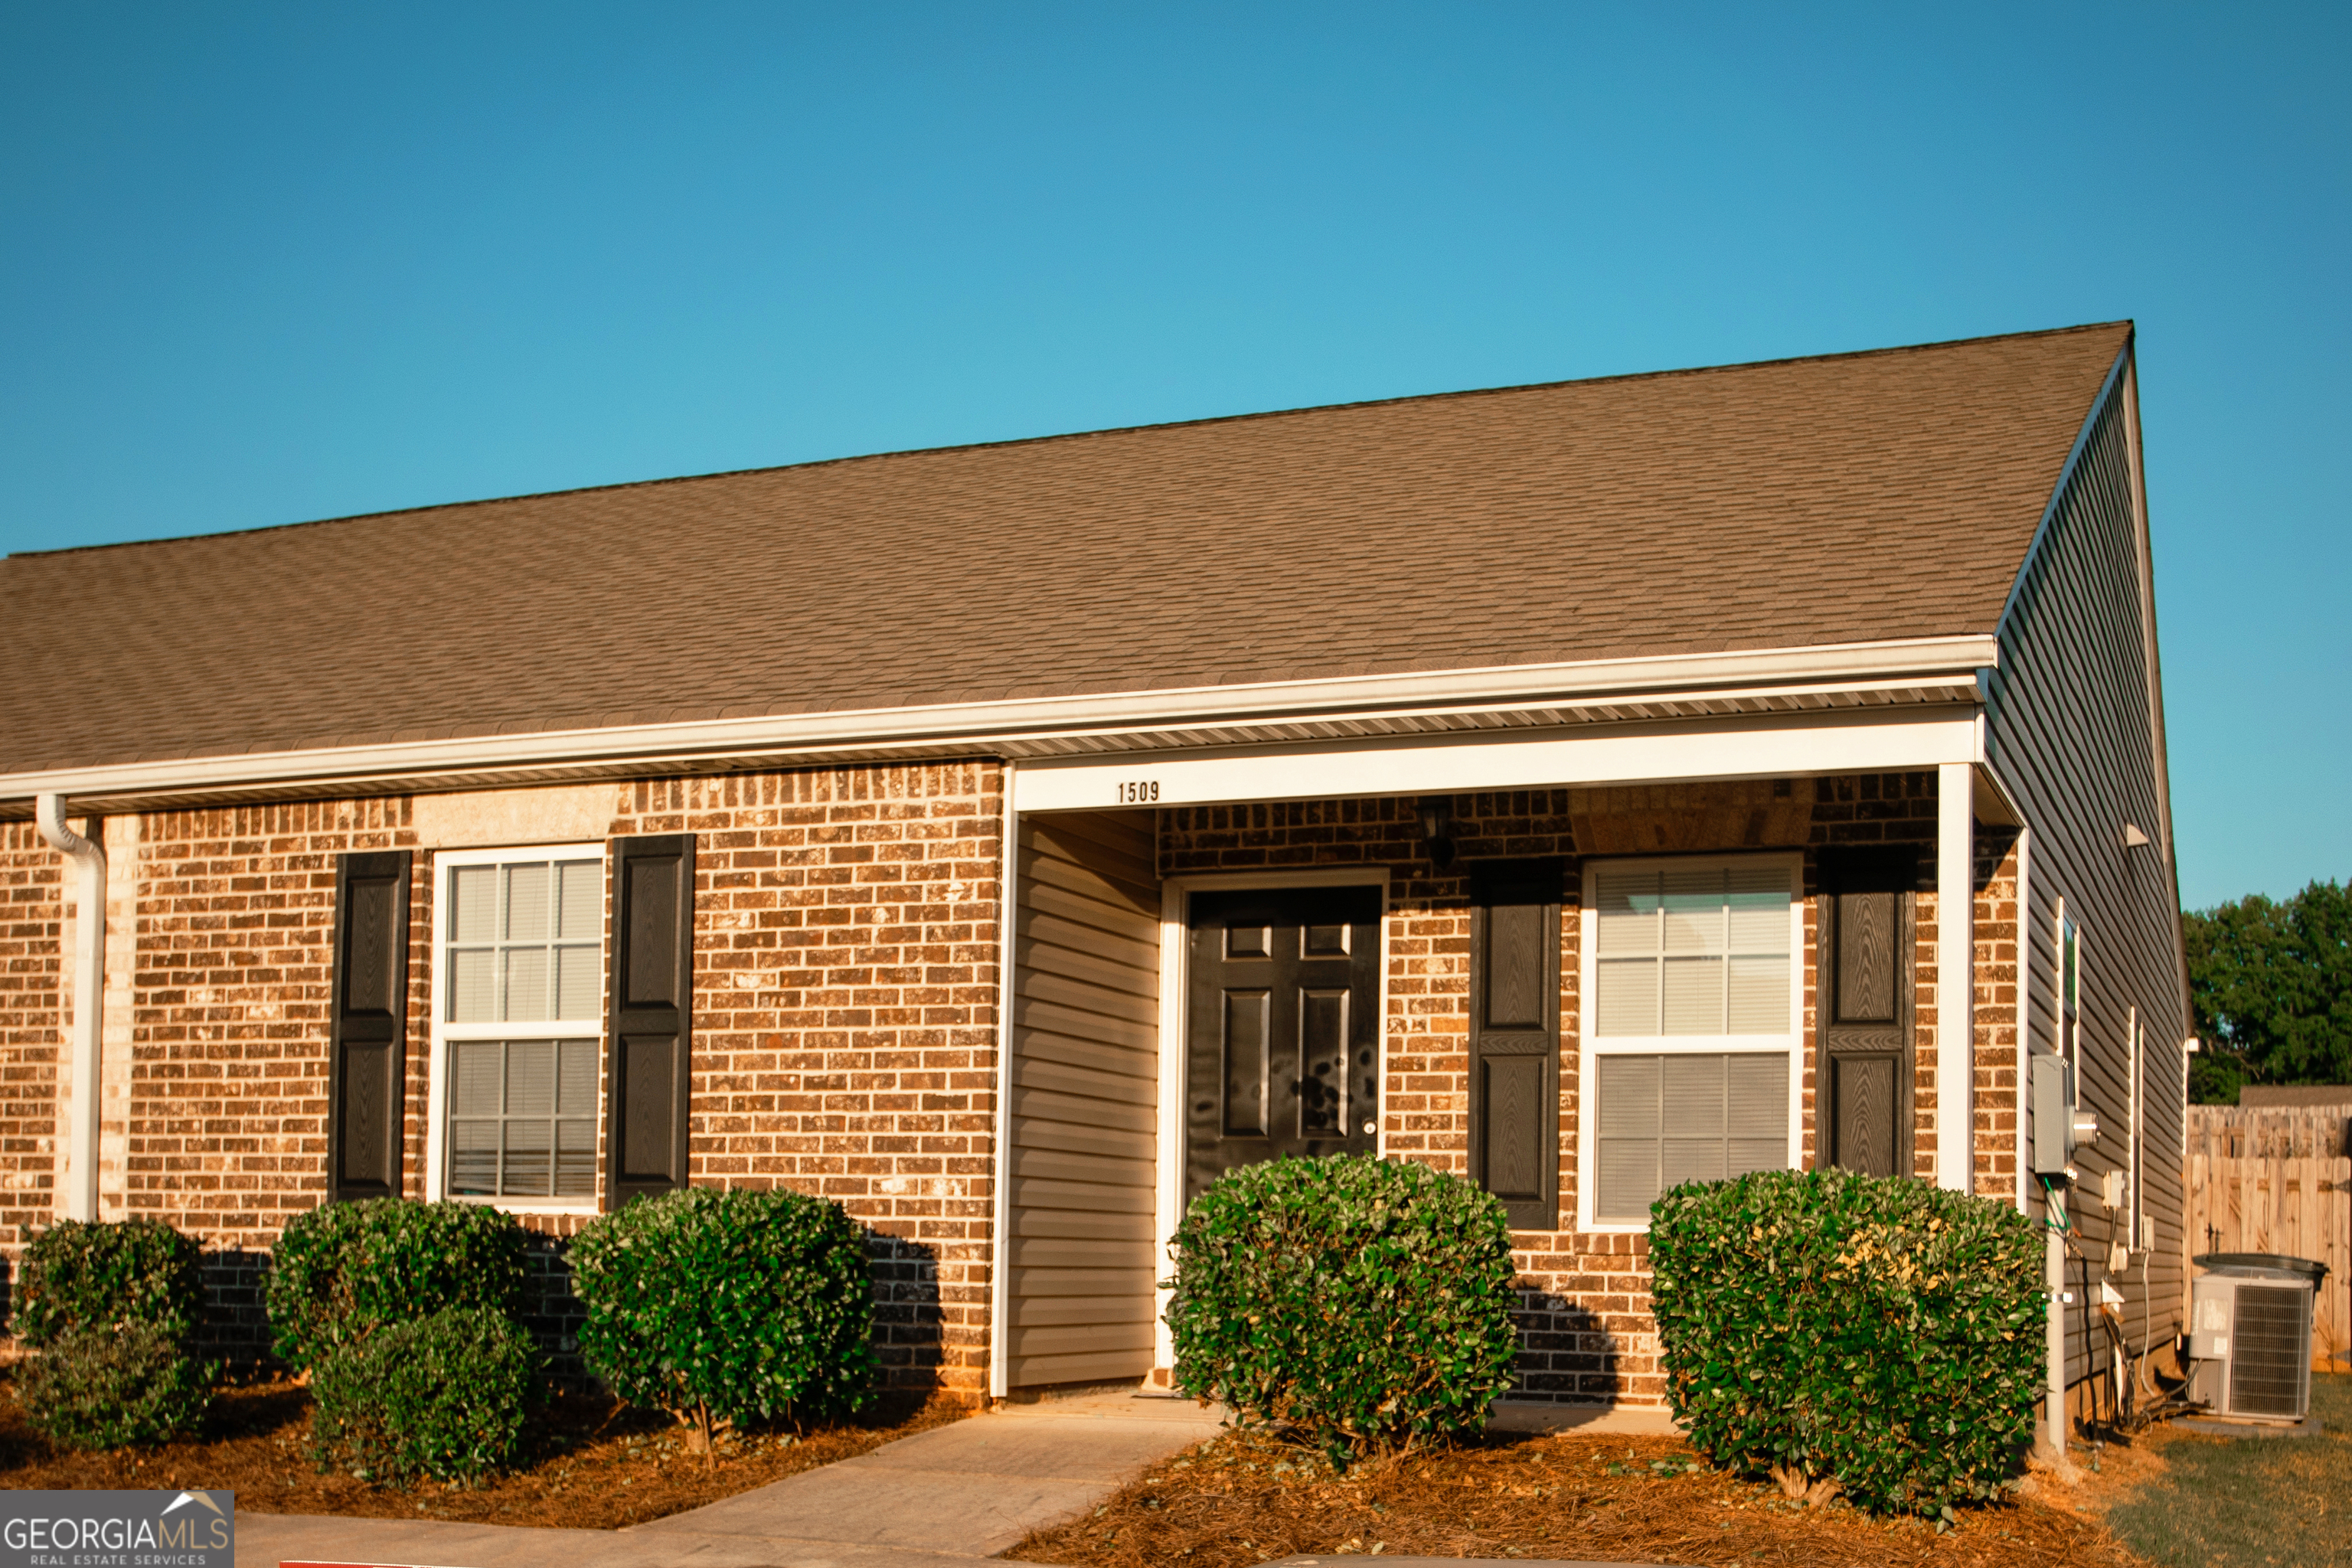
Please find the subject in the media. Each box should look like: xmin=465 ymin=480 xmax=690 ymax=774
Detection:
xmin=0 ymin=322 xmax=2130 ymax=776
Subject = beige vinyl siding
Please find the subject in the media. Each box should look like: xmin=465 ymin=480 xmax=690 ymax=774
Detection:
xmin=1005 ymin=808 xmax=1162 ymax=1387
xmin=1984 ymin=353 xmax=2192 ymax=1386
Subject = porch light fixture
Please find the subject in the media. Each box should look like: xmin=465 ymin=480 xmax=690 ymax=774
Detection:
xmin=1416 ymin=797 xmax=1458 ymax=869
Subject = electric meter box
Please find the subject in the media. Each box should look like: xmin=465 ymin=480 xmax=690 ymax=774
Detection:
xmin=2030 ymin=1051 xmax=2073 ymax=1176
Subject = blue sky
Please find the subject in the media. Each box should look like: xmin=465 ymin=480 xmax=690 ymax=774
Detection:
xmin=2 ymin=4 xmax=2343 ymax=909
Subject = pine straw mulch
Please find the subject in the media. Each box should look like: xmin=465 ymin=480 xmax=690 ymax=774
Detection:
xmin=1008 ymin=1424 xmax=2151 ymax=1568
xmin=0 ymin=1367 xmax=969 ymax=1530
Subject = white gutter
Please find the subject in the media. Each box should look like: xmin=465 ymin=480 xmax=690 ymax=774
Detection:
xmin=6 ymin=635 xmax=1999 ymax=809
xmin=34 ymin=794 xmax=103 ymax=1223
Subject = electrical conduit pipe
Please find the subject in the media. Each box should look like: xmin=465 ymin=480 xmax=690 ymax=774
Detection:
xmin=34 ymin=794 xmax=103 ymax=1222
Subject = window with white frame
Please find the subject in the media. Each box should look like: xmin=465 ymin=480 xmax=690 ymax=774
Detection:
xmin=432 ymin=845 xmax=604 ymax=1204
xmin=1583 ymin=856 xmax=1800 ymax=1226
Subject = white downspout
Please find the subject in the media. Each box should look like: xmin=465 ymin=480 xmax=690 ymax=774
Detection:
xmin=34 ymin=794 xmax=103 ymax=1223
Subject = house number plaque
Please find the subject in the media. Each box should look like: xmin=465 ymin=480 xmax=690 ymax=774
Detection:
xmin=1115 ymin=779 xmax=1161 ymax=804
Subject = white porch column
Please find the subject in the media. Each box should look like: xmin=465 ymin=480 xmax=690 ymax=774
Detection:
xmin=1936 ymin=762 xmax=1975 ymax=1192
xmin=987 ymin=760 xmax=1019 ymax=1400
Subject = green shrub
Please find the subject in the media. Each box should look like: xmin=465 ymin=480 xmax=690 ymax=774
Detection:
xmin=309 ymin=1306 xmax=540 ymax=1485
xmin=1648 ymin=1167 xmax=2045 ymax=1517
xmin=1164 ymin=1154 xmax=1520 ymax=1459
xmin=568 ymin=1187 xmax=877 ymax=1446
xmin=18 ymin=1324 xmax=213 ymax=1449
xmin=13 ymin=1218 xmax=206 ymax=1348
xmin=266 ymin=1198 xmax=529 ymax=1371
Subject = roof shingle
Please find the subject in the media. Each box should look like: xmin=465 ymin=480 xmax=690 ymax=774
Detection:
xmin=0 ymin=322 xmax=2130 ymax=775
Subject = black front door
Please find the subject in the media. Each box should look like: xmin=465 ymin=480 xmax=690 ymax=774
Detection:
xmin=1185 ymin=886 xmax=1381 ymax=1205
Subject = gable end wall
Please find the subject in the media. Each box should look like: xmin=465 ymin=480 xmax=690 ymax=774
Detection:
xmin=1984 ymin=355 xmax=2191 ymax=1383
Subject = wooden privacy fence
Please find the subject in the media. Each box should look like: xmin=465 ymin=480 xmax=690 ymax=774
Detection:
xmin=2187 ymin=1104 xmax=2352 ymax=1371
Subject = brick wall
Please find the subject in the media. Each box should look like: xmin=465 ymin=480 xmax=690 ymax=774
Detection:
xmin=608 ymin=766 xmax=1003 ymax=1396
xmin=1972 ymin=831 xmax=2024 ymax=1200
xmin=1161 ymin=773 xmax=1958 ymax=1407
xmin=0 ymin=763 xmax=1004 ymax=1394
xmin=0 ymin=822 xmax=62 ymax=1256
xmin=124 ymin=799 xmax=421 ymax=1355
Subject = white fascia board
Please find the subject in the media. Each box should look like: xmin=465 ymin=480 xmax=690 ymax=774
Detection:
xmin=4 ymin=634 xmax=1995 ymax=807
xmin=1015 ymin=705 xmax=1984 ymax=813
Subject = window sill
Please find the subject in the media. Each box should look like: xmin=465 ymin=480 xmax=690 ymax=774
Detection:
xmin=442 ymin=1194 xmax=601 ymax=1217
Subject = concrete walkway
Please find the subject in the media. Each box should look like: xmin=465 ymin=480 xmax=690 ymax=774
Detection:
xmin=240 ymin=1389 xmax=1224 ymax=1568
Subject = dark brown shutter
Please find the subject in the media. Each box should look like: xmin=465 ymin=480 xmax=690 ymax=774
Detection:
xmin=1819 ymin=848 xmax=1916 ymax=1178
xmin=1468 ymin=858 xmax=1563 ymax=1230
xmin=607 ymin=833 xmax=694 ymax=1207
xmin=328 ymin=850 xmax=411 ymax=1203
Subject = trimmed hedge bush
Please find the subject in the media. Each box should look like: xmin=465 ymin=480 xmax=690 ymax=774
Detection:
xmin=568 ymin=1187 xmax=877 ymax=1446
xmin=309 ymin=1306 xmax=541 ymax=1485
xmin=1648 ymin=1167 xmax=2044 ymax=1517
xmin=19 ymin=1324 xmax=213 ymax=1449
xmin=266 ymin=1197 xmax=529 ymax=1371
xmin=13 ymin=1218 xmax=205 ymax=1349
xmin=1165 ymin=1154 xmax=1520 ymax=1459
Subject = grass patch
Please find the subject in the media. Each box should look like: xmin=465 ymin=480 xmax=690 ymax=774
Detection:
xmin=2104 ymin=1372 xmax=2352 ymax=1567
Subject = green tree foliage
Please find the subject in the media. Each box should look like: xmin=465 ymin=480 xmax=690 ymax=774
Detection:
xmin=266 ymin=1198 xmax=530 ymax=1373
xmin=13 ymin=1218 xmax=206 ymax=1349
xmin=1649 ymin=1168 xmax=2043 ymax=1518
xmin=309 ymin=1306 xmax=541 ymax=1485
xmin=567 ymin=1187 xmax=877 ymax=1450
xmin=18 ymin=1324 xmax=214 ymax=1450
xmin=1163 ymin=1153 xmax=1520 ymax=1461
xmin=2184 ymin=879 xmax=2352 ymax=1102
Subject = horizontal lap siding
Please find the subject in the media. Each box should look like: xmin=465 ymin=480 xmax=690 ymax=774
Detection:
xmin=1007 ymin=808 xmax=1161 ymax=1387
xmin=1984 ymin=359 xmax=2191 ymax=1384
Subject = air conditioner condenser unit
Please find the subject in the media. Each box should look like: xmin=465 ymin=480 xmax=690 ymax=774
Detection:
xmin=2187 ymin=1262 xmax=2320 ymax=1423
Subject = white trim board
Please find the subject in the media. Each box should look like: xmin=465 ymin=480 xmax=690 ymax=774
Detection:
xmin=6 ymin=636 xmax=1995 ymax=809
xmin=1018 ymin=707 xmax=1982 ymax=814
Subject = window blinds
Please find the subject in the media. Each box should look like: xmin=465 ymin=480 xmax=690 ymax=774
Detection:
xmin=1594 ymin=1051 xmax=1788 ymax=1221
xmin=1594 ymin=864 xmax=1791 ymax=1037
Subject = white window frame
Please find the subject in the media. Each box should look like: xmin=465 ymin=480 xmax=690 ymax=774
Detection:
xmin=424 ymin=841 xmax=606 ymax=1214
xmin=1575 ymin=851 xmax=1805 ymax=1233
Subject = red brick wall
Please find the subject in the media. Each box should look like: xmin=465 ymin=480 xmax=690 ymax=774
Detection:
xmin=1972 ymin=831 xmax=2024 ymax=1200
xmin=609 ymin=765 xmax=1003 ymax=1396
xmin=126 ymin=800 xmax=419 ymax=1247
xmin=0 ymin=763 xmax=1005 ymax=1393
xmin=0 ymin=822 xmax=62 ymax=1249
xmin=1161 ymin=773 xmax=1955 ymax=1407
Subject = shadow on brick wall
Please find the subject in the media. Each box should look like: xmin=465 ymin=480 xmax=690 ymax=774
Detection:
xmin=867 ymin=1230 xmax=942 ymax=1394
xmin=1509 ymin=1288 xmax=1629 ymax=1404
xmin=521 ymin=1230 xmax=591 ymax=1389
xmin=198 ymin=1250 xmax=275 ymax=1372
xmin=188 ymin=1226 xmax=934 ymax=1396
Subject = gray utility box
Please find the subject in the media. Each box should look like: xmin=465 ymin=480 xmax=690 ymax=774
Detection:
xmin=2030 ymin=1051 xmax=2073 ymax=1175
xmin=2188 ymin=1256 xmax=2326 ymax=1423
